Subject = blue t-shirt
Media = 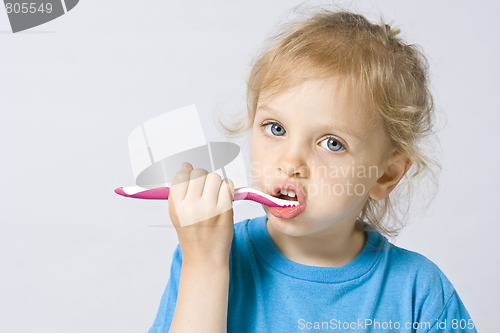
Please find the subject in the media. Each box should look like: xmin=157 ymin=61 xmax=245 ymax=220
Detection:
xmin=149 ymin=215 xmax=477 ymax=332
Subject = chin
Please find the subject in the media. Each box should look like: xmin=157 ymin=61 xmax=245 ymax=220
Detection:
xmin=265 ymin=211 xmax=311 ymax=237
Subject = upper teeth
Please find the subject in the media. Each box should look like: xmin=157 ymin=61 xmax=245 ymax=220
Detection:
xmin=280 ymin=189 xmax=296 ymax=198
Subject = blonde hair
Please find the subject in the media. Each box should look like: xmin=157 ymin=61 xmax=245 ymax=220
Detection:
xmin=217 ymin=8 xmax=441 ymax=238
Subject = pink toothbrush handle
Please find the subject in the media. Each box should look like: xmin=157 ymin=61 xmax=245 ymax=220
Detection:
xmin=114 ymin=186 xmax=292 ymax=208
xmin=115 ymin=186 xmax=250 ymax=202
xmin=114 ymin=187 xmax=170 ymax=200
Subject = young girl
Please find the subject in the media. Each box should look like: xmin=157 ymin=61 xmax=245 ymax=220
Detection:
xmin=149 ymin=9 xmax=477 ymax=333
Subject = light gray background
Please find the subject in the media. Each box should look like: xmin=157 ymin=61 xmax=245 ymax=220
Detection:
xmin=1 ymin=0 xmax=498 ymax=332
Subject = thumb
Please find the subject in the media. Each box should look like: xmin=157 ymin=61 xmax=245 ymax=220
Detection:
xmin=227 ymin=179 xmax=235 ymax=200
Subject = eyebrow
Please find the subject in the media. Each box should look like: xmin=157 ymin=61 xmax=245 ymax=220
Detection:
xmin=256 ymin=105 xmax=363 ymax=140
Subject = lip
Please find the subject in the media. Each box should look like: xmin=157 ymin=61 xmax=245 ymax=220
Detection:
xmin=268 ymin=182 xmax=307 ymax=219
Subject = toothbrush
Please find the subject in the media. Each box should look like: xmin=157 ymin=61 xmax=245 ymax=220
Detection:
xmin=114 ymin=186 xmax=299 ymax=208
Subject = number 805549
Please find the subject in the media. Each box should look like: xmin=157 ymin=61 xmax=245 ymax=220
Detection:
xmin=5 ymin=2 xmax=53 ymax=14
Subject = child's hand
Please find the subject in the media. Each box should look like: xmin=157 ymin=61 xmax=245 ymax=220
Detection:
xmin=168 ymin=162 xmax=235 ymax=265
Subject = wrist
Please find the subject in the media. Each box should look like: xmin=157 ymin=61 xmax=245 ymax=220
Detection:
xmin=182 ymin=255 xmax=230 ymax=270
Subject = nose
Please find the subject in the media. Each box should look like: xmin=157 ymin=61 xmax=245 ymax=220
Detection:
xmin=276 ymin=142 xmax=309 ymax=178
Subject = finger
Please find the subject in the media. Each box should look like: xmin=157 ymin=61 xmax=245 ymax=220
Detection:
xmin=217 ymin=178 xmax=234 ymax=207
xmin=227 ymin=179 xmax=235 ymax=200
xmin=181 ymin=161 xmax=193 ymax=170
xmin=202 ymin=173 xmax=223 ymax=204
xmin=185 ymin=168 xmax=209 ymax=199
xmin=171 ymin=162 xmax=193 ymax=186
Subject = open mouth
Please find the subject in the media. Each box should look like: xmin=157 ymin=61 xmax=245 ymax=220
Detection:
xmin=268 ymin=184 xmax=306 ymax=219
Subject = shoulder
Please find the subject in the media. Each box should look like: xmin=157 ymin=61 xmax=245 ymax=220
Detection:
xmin=228 ymin=216 xmax=267 ymax=268
xmin=388 ymin=243 xmax=452 ymax=284
xmin=362 ymin=227 xmax=455 ymax=298
xmin=384 ymin=243 xmax=476 ymax=328
xmin=234 ymin=217 xmax=250 ymax=234
xmin=232 ymin=216 xmax=260 ymax=251
xmin=384 ymin=241 xmax=458 ymax=312
xmin=233 ymin=215 xmax=264 ymax=242
xmin=388 ymin=242 xmax=454 ymax=289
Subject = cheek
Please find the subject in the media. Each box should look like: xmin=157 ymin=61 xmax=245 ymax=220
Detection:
xmin=307 ymin=162 xmax=371 ymax=201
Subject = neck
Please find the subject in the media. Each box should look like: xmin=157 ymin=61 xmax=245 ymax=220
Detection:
xmin=266 ymin=219 xmax=367 ymax=267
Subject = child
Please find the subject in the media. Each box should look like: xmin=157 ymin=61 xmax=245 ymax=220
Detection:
xmin=149 ymin=9 xmax=477 ymax=333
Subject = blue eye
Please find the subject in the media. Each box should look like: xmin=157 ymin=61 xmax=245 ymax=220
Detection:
xmin=320 ymin=137 xmax=345 ymax=152
xmin=262 ymin=122 xmax=286 ymax=136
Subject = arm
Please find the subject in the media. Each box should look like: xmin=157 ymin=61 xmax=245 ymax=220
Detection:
xmin=170 ymin=259 xmax=230 ymax=332
xmin=167 ymin=162 xmax=234 ymax=333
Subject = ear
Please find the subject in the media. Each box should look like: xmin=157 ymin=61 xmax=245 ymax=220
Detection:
xmin=369 ymin=152 xmax=413 ymax=201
